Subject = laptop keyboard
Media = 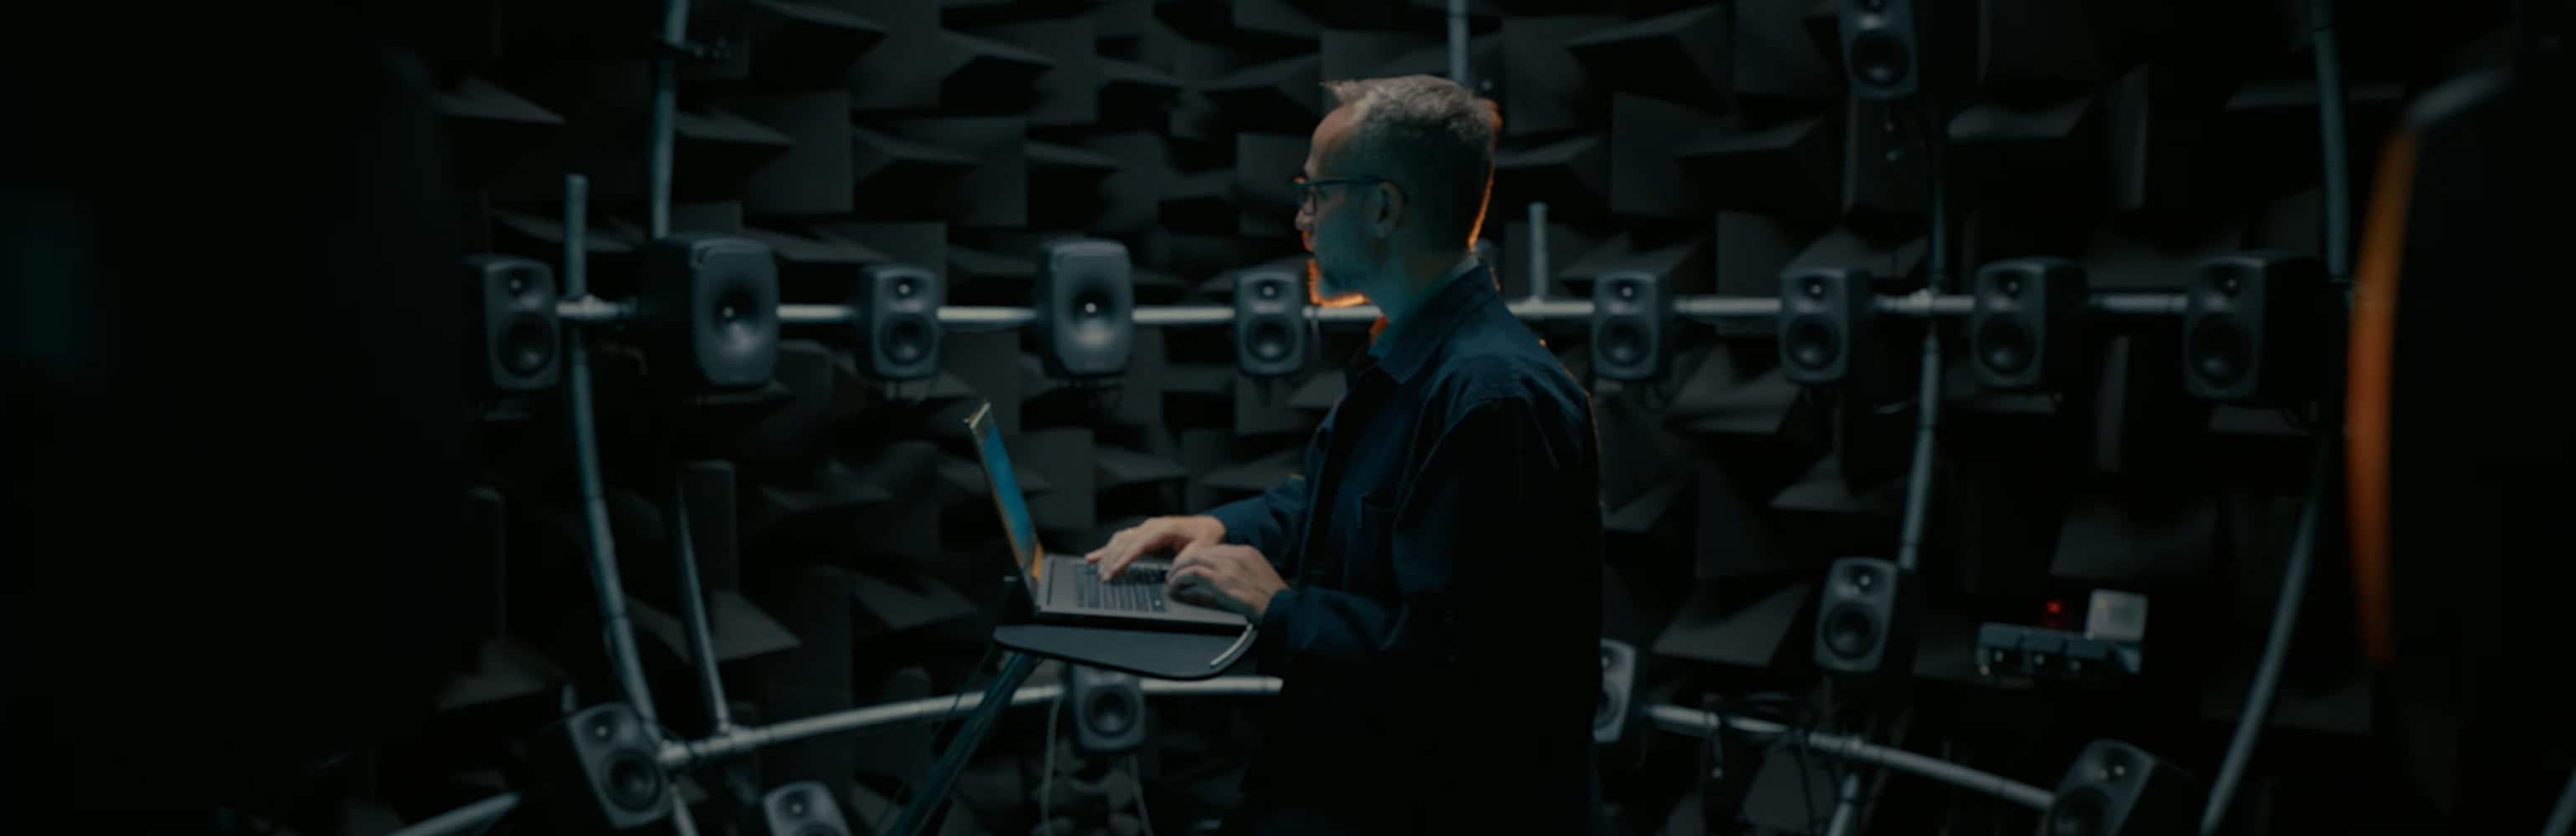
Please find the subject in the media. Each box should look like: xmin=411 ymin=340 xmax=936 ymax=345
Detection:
xmin=1072 ymin=566 xmax=1168 ymax=612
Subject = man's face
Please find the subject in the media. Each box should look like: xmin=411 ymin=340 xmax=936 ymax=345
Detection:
xmin=1297 ymin=106 xmax=1383 ymax=303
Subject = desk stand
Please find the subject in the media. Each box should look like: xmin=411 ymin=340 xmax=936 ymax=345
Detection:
xmin=883 ymin=578 xmax=1259 ymax=836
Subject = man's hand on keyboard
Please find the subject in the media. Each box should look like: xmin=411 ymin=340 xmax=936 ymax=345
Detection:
xmin=1086 ymin=515 xmax=1225 ymax=581
xmin=1167 ymin=543 xmax=1288 ymax=621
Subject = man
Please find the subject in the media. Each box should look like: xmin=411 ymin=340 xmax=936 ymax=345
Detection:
xmin=1086 ymin=75 xmax=1606 ymax=833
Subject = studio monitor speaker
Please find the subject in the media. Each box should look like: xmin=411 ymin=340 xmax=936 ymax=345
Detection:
xmin=529 ymin=703 xmax=670 ymax=831
xmin=1235 ymin=269 xmax=1306 ymax=378
xmin=760 ymin=780 xmax=852 ymax=836
xmin=1779 ymin=267 xmax=1878 ymax=385
xmin=1970 ymin=257 xmax=2088 ymax=390
xmin=2183 ymin=251 xmax=2327 ymax=404
xmin=1067 ymin=665 xmax=1146 ymax=757
xmin=1840 ymin=0 xmax=1924 ymax=100
xmin=851 ymin=263 xmax=942 ymax=381
xmin=465 ymin=254 xmax=560 ymax=392
xmin=640 ymin=234 xmax=782 ymax=390
xmin=1592 ymin=270 xmax=1674 ymax=382
xmin=1595 ymin=638 xmax=1637 ymax=745
xmin=2040 ymin=739 xmax=2201 ymax=836
xmin=1035 ymin=238 xmax=1135 ymax=379
xmin=1812 ymin=557 xmax=1922 ymax=680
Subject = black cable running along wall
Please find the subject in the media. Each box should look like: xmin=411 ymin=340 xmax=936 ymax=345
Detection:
xmin=3 ymin=1 xmax=2553 ymax=833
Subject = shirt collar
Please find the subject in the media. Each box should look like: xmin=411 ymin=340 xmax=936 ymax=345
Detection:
xmin=1366 ymin=255 xmax=1495 ymax=385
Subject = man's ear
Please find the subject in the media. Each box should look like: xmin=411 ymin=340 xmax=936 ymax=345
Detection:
xmin=1372 ymin=181 xmax=1403 ymax=238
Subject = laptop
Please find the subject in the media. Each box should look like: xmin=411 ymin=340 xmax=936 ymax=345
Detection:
xmin=967 ymin=401 xmax=1248 ymax=632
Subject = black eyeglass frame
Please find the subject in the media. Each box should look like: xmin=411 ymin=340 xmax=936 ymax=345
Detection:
xmin=1290 ymin=174 xmax=1389 ymax=209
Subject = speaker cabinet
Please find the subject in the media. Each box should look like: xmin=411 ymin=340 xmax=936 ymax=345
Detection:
xmin=639 ymin=234 xmax=782 ymax=390
xmin=1779 ymin=267 xmax=1878 ymax=385
xmin=1595 ymin=638 xmax=1637 ymax=745
xmin=2183 ymin=252 xmax=2327 ymax=404
xmin=1592 ymin=270 xmax=1674 ymax=382
xmin=465 ymin=254 xmax=561 ymax=392
xmin=1840 ymin=0 xmax=1923 ymax=100
xmin=2041 ymin=739 xmax=2201 ymax=836
xmin=1067 ymin=665 xmax=1146 ymax=757
xmin=1034 ymin=238 xmax=1136 ymax=379
xmin=529 ymin=703 xmax=670 ymax=832
xmin=851 ymin=263 xmax=942 ymax=381
xmin=1812 ymin=557 xmax=1922 ymax=680
xmin=1234 ymin=269 xmax=1306 ymax=378
xmin=1970 ymin=257 xmax=2089 ymax=390
xmin=759 ymin=780 xmax=852 ymax=836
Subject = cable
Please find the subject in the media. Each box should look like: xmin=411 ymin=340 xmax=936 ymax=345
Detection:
xmin=1643 ymin=706 xmax=2055 ymax=812
xmin=1894 ymin=92 xmax=1949 ymax=575
xmin=891 ymin=641 xmax=1004 ymax=821
xmin=2205 ymin=3 xmax=2352 ymax=830
xmin=1129 ymin=755 xmax=1158 ymax=836
xmin=1040 ymin=684 xmax=1059 ymax=833
xmin=2200 ymin=442 xmax=2329 ymax=835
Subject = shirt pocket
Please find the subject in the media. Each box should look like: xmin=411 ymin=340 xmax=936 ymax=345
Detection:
xmin=1342 ymin=491 xmax=1401 ymax=598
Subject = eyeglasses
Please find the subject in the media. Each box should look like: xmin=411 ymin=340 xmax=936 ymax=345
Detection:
xmin=1291 ymin=174 xmax=1386 ymax=210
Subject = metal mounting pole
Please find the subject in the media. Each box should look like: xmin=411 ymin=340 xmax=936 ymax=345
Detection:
xmin=883 ymin=652 xmax=1044 ymax=836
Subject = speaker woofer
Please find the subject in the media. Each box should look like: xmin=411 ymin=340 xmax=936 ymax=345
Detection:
xmin=883 ymin=314 xmax=933 ymax=364
xmin=602 ymin=750 xmax=664 ymax=812
xmin=1602 ymin=321 xmax=1643 ymax=364
xmin=1976 ymin=319 xmax=2032 ymax=375
xmin=1083 ymin=690 xmax=1137 ymax=737
xmin=1822 ymin=602 xmax=1880 ymax=660
xmin=2189 ymin=319 xmax=2249 ymax=385
xmin=1248 ymin=320 xmax=1292 ymax=361
xmin=503 ymin=315 xmax=558 ymax=377
xmin=1851 ymin=32 xmax=1911 ymax=89
xmin=1787 ymin=317 xmax=1841 ymax=370
xmin=2045 ymin=786 xmax=2112 ymax=836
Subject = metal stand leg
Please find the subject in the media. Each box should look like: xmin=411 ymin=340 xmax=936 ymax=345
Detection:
xmin=884 ymin=652 xmax=1043 ymax=836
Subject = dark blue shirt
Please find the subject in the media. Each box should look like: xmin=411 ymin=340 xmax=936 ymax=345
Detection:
xmin=1206 ymin=262 xmax=1606 ymax=833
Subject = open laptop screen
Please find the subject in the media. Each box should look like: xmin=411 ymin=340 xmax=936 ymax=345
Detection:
xmin=967 ymin=402 xmax=1045 ymax=587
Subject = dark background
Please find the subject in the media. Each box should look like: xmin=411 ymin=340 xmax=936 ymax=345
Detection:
xmin=2 ymin=1 xmax=2563 ymax=833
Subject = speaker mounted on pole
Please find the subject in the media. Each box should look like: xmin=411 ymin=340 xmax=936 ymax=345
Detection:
xmin=1067 ymin=665 xmax=1146 ymax=757
xmin=1234 ymin=269 xmax=1307 ymax=378
xmin=1779 ymin=267 xmax=1878 ymax=386
xmin=1035 ymin=238 xmax=1136 ymax=380
xmin=851 ymin=263 xmax=942 ymax=381
xmin=1592 ymin=269 xmax=1674 ymax=383
xmin=1812 ymin=557 xmax=1922 ymax=682
xmin=527 ymin=702 xmax=671 ymax=832
xmin=639 ymin=234 xmax=782 ymax=391
xmin=464 ymin=254 xmax=561 ymax=393
xmin=1970 ymin=257 xmax=2089 ymax=390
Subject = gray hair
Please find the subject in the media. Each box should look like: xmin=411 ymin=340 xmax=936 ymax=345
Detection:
xmin=1320 ymin=74 xmax=1501 ymax=249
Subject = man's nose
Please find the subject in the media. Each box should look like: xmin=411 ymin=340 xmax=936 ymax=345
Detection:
xmin=1294 ymin=201 xmax=1313 ymax=233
